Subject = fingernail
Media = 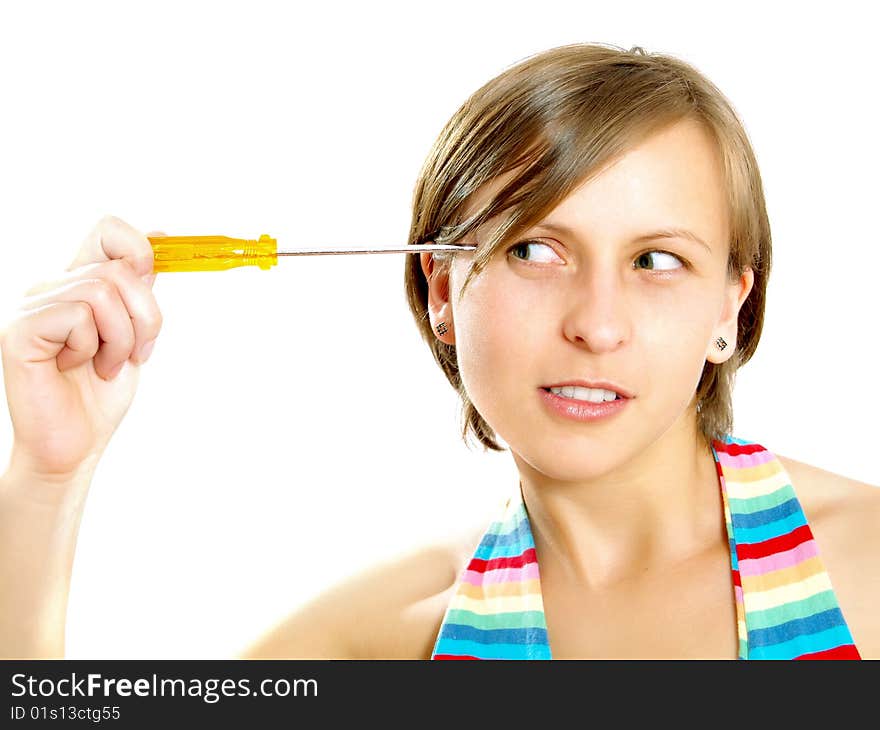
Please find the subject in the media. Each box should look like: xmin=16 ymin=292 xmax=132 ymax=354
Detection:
xmin=142 ymin=274 xmax=156 ymax=287
xmin=107 ymin=362 xmax=124 ymax=379
xmin=138 ymin=338 xmax=156 ymax=362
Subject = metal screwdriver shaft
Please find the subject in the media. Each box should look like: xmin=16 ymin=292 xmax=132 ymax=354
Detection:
xmin=276 ymin=244 xmax=473 ymax=256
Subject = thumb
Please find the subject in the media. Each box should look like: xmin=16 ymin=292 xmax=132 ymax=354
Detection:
xmin=143 ymin=230 xmax=167 ymax=285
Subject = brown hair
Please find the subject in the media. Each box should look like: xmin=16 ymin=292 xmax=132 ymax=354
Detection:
xmin=403 ymin=42 xmax=772 ymax=451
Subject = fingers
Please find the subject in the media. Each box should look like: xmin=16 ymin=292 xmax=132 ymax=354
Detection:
xmin=7 ymin=216 xmax=165 ymax=382
xmin=68 ymin=214 xmax=158 ymax=279
xmin=7 ymin=300 xmax=102 ymax=375
xmin=17 ymin=259 xmax=163 ymax=378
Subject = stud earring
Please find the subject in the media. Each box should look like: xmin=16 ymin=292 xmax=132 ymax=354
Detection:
xmin=715 ymin=336 xmax=728 ymax=350
xmin=436 ymin=321 xmax=448 ymax=336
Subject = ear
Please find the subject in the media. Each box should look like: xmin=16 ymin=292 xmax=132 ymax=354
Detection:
xmin=420 ymin=250 xmax=456 ymax=345
xmin=707 ymin=266 xmax=754 ymax=363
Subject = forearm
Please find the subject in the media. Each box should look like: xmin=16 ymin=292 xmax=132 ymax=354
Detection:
xmin=0 ymin=467 xmax=92 ymax=658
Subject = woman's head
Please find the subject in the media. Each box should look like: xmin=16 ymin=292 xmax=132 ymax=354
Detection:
xmin=404 ymin=42 xmax=771 ymax=464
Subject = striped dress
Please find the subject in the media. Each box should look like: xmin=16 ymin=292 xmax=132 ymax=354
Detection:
xmin=431 ymin=434 xmax=861 ymax=660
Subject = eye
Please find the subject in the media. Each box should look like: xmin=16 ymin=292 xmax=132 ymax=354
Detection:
xmin=633 ymin=250 xmax=686 ymax=272
xmin=506 ymin=240 xmax=562 ymax=264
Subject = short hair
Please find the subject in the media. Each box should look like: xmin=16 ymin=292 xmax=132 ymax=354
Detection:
xmin=403 ymin=42 xmax=772 ymax=452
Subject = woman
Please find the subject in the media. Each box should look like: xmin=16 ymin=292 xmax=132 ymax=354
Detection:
xmin=1 ymin=43 xmax=877 ymax=659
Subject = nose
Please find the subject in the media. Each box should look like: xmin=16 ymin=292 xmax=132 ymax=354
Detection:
xmin=561 ymin=266 xmax=632 ymax=353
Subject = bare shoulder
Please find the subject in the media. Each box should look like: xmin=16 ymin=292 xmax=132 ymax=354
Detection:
xmin=776 ymin=453 xmax=880 ymax=658
xmin=237 ymin=518 xmax=489 ymax=660
xmin=776 ymin=454 xmax=880 ymax=514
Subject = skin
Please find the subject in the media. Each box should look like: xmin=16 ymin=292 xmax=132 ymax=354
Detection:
xmin=241 ymin=119 xmax=880 ymax=659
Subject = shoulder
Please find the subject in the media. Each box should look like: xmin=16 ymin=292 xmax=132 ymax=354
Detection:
xmin=775 ymin=452 xmax=880 ymax=658
xmin=238 ymin=517 xmax=490 ymax=659
xmin=775 ymin=453 xmax=880 ymax=516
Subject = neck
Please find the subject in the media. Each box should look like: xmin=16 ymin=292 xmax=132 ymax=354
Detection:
xmin=512 ymin=408 xmax=727 ymax=590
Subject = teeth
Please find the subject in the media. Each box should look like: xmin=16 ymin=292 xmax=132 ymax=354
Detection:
xmin=549 ymin=386 xmax=619 ymax=402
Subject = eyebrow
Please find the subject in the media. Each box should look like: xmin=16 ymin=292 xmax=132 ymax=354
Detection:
xmin=533 ymin=221 xmax=712 ymax=253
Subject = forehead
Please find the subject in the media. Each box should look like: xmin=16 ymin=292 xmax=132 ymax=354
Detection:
xmin=464 ymin=119 xmax=728 ymax=248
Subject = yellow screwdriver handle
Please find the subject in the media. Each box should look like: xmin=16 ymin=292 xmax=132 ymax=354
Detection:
xmin=146 ymin=234 xmax=278 ymax=272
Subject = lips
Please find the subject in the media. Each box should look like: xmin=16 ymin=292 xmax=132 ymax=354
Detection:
xmin=541 ymin=379 xmax=635 ymax=399
xmin=539 ymin=387 xmax=631 ymax=422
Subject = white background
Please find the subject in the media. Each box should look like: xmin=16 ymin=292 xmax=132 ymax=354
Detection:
xmin=0 ymin=1 xmax=877 ymax=659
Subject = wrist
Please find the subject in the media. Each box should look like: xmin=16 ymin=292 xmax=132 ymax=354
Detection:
xmin=2 ymin=451 xmax=96 ymax=510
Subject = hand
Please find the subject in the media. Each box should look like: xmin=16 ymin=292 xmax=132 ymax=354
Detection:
xmin=0 ymin=215 xmax=164 ymax=482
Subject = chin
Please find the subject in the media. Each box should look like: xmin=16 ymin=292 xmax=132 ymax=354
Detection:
xmin=510 ymin=437 xmax=630 ymax=483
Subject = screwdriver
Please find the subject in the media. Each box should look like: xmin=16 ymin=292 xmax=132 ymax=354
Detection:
xmin=146 ymin=234 xmax=477 ymax=273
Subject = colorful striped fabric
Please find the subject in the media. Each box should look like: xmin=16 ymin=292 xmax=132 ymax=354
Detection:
xmin=431 ymin=434 xmax=861 ymax=660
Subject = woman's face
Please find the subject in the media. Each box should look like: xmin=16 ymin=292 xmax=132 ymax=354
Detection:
xmin=423 ymin=119 xmax=754 ymax=481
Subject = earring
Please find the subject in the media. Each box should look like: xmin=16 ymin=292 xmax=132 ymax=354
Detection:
xmin=436 ymin=321 xmax=448 ymax=336
xmin=715 ymin=336 xmax=728 ymax=351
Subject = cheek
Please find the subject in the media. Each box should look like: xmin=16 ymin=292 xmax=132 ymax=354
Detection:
xmin=637 ymin=288 xmax=722 ymax=408
xmin=451 ymin=271 xmax=542 ymax=418
xmin=638 ymin=277 xmax=719 ymax=338
xmin=641 ymin=298 xmax=708 ymax=353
